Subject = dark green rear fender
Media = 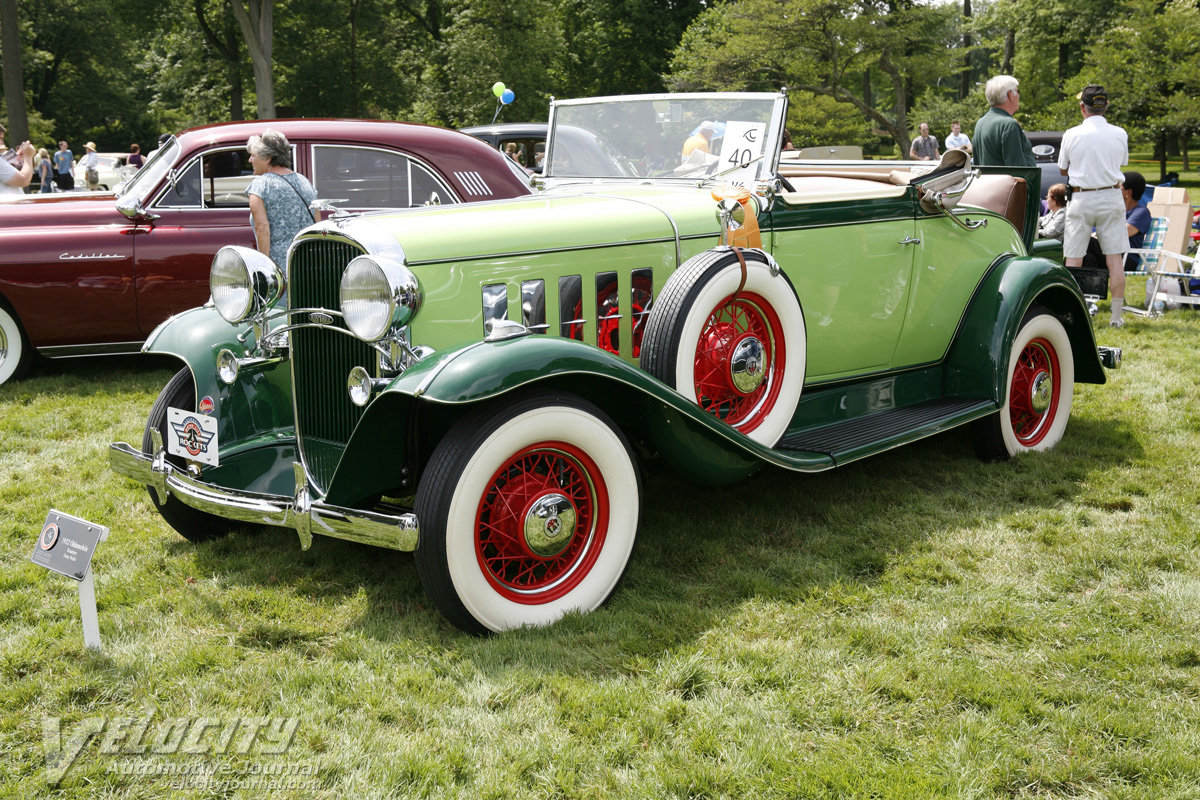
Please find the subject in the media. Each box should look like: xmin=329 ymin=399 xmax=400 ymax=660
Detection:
xmin=328 ymin=335 xmax=767 ymax=503
xmin=945 ymin=255 xmax=1105 ymax=403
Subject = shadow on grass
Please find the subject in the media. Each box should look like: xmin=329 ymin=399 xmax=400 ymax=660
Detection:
xmin=2 ymin=352 xmax=180 ymax=400
xmin=175 ymin=409 xmax=1142 ymax=674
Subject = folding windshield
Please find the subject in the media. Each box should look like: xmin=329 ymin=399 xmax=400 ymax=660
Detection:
xmin=545 ymin=93 xmax=787 ymax=184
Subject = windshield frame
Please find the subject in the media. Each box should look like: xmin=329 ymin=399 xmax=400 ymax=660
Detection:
xmin=116 ymin=138 xmax=180 ymax=214
xmin=542 ymin=92 xmax=789 ymax=188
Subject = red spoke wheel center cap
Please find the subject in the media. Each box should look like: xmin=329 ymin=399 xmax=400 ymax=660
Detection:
xmin=1009 ymin=337 xmax=1059 ymax=446
xmin=475 ymin=443 xmax=608 ymax=603
xmin=693 ymin=294 xmax=784 ymax=430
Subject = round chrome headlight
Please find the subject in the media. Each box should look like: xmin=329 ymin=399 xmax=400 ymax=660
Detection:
xmin=340 ymin=255 xmax=421 ymax=342
xmin=210 ymin=246 xmax=284 ymax=323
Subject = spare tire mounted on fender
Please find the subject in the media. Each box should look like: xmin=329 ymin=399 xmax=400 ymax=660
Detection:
xmin=640 ymin=247 xmax=806 ymax=447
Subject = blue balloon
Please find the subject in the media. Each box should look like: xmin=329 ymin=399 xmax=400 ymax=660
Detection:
xmin=501 ymin=89 xmax=515 ymax=105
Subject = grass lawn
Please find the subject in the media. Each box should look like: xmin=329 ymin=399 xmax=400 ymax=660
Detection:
xmin=2 ymin=289 xmax=1200 ymax=798
xmin=1128 ymin=148 xmax=1200 ymax=197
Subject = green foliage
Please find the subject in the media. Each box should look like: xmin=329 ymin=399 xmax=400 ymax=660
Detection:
xmin=668 ymin=0 xmax=962 ymax=152
xmin=434 ymin=0 xmax=562 ymax=127
xmin=554 ymin=0 xmax=704 ymax=97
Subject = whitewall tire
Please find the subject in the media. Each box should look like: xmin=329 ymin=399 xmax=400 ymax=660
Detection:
xmin=414 ymin=391 xmax=640 ymax=634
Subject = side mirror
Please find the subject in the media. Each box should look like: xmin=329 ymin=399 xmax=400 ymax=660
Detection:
xmin=116 ymin=196 xmax=159 ymax=222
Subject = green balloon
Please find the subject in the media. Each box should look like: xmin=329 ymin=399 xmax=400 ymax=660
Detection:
xmin=492 ymin=82 xmax=506 ymax=98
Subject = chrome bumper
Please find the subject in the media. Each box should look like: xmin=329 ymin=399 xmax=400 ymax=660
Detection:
xmin=109 ymin=437 xmax=418 ymax=552
xmin=1098 ymin=346 xmax=1122 ymax=370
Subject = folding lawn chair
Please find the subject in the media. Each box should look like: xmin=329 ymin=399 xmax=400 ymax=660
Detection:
xmin=1126 ymin=216 xmax=1199 ymax=317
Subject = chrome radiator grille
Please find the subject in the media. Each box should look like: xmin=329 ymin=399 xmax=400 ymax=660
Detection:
xmin=289 ymin=239 xmax=375 ymax=492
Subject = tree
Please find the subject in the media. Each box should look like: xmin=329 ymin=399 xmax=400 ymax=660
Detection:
xmin=1 ymin=0 xmax=28 ymax=143
xmin=230 ymin=0 xmax=275 ymax=118
xmin=669 ymin=0 xmax=957 ymax=154
xmin=195 ymin=0 xmax=245 ymax=120
xmin=1086 ymin=0 xmax=1200 ymax=181
xmin=555 ymin=0 xmax=704 ymax=97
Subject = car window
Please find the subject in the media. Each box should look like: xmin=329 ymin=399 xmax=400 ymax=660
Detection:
xmin=312 ymin=145 xmax=455 ymax=209
xmin=155 ymin=148 xmax=257 ymax=209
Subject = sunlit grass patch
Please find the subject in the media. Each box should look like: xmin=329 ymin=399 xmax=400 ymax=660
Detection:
xmin=3 ymin=315 xmax=1200 ymax=798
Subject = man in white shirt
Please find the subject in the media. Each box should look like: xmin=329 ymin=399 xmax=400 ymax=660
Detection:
xmin=0 ymin=123 xmax=35 ymax=198
xmin=945 ymin=121 xmax=972 ymax=155
xmin=1058 ymin=85 xmax=1129 ymax=327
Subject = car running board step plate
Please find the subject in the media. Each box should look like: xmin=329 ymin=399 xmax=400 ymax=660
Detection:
xmin=776 ymin=398 xmax=995 ymax=464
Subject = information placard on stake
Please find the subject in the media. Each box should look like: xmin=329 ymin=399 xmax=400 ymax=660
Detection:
xmin=31 ymin=510 xmax=109 ymax=652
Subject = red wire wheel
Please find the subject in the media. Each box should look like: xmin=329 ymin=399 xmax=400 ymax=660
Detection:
xmin=971 ymin=307 xmax=1075 ymax=460
xmin=692 ymin=292 xmax=785 ymax=433
xmin=1007 ymin=336 xmax=1061 ymax=447
xmin=639 ymin=248 xmax=806 ymax=447
xmin=474 ymin=442 xmax=608 ymax=604
xmin=578 ymin=275 xmax=654 ymax=357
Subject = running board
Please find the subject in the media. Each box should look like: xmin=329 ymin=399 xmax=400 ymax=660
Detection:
xmin=776 ymin=398 xmax=996 ymax=465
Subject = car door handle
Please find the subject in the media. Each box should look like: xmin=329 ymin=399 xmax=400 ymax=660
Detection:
xmin=899 ymin=236 xmax=921 ymax=245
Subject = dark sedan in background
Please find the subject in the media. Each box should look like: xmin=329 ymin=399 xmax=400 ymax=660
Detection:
xmin=0 ymin=119 xmax=533 ymax=385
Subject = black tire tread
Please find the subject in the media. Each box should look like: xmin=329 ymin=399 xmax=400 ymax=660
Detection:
xmin=142 ymin=368 xmax=237 ymax=542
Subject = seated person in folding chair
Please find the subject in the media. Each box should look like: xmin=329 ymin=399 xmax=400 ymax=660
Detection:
xmin=1121 ymin=171 xmax=1151 ymax=272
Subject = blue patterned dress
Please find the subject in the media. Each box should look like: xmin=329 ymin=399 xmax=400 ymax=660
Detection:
xmin=246 ymin=172 xmax=319 ymax=268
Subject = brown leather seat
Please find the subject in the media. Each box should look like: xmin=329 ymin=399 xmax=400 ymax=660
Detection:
xmin=961 ymin=174 xmax=1029 ymax=235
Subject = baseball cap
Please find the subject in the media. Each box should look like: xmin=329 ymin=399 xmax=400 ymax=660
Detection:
xmin=1077 ymin=85 xmax=1108 ymax=110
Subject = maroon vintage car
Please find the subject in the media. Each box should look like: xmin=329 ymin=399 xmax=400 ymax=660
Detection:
xmin=0 ymin=119 xmax=533 ymax=385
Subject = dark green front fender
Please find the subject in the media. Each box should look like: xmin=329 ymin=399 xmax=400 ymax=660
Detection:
xmin=329 ymin=335 xmax=799 ymax=502
xmin=141 ymin=306 xmax=296 ymax=494
xmin=945 ymin=254 xmax=1105 ymax=404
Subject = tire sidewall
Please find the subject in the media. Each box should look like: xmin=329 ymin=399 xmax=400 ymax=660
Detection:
xmin=672 ymin=254 xmax=806 ymax=446
xmin=442 ymin=404 xmax=639 ymax=632
xmin=0 ymin=304 xmax=27 ymax=385
xmin=1001 ymin=312 xmax=1074 ymax=455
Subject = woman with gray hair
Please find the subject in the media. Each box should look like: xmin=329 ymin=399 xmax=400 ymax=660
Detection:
xmin=245 ymin=129 xmax=318 ymax=268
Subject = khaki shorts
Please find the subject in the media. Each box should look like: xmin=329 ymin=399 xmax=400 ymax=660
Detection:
xmin=1063 ymin=188 xmax=1127 ymax=259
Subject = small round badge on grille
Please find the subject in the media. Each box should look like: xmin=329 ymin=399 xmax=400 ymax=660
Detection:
xmin=309 ymin=312 xmax=334 ymax=325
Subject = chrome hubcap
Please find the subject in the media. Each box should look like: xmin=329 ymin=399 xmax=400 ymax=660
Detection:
xmin=523 ymin=493 xmax=577 ymax=558
xmin=1030 ymin=371 xmax=1053 ymax=414
xmin=729 ymin=336 xmax=765 ymax=394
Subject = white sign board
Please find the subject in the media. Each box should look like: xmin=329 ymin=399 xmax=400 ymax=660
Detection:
xmin=166 ymin=407 xmax=220 ymax=467
xmin=717 ymin=121 xmax=768 ymax=188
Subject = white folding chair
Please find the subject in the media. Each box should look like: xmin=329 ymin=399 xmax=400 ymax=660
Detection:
xmin=1127 ymin=216 xmax=1198 ymax=316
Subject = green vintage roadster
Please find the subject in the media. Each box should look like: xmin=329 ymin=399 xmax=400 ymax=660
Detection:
xmin=111 ymin=92 xmax=1120 ymax=634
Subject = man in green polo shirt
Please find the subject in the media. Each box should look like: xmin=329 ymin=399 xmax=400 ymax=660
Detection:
xmin=973 ymin=75 xmax=1037 ymax=193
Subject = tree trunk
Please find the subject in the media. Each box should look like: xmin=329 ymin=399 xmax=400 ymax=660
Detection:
xmin=196 ymin=0 xmax=245 ymax=121
xmin=231 ymin=0 xmax=275 ymax=119
xmin=959 ymin=0 xmax=971 ymax=101
xmin=0 ymin=0 xmax=29 ymax=144
xmin=1001 ymin=29 xmax=1014 ymax=75
xmin=349 ymin=0 xmax=359 ymax=117
xmin=1158 ymin=131 xmax=1168 ymax=183
xmin=226 ymin=25 xmax=244 ymax=120
xmin=1182 ymin=135 xmax=1190 ymax=172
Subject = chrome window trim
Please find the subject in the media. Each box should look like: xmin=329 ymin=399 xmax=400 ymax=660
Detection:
xmin=308 ymin=143 xmax=461 ymax=208
xmin=148 ymin=144 xmax=287 ymax=211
